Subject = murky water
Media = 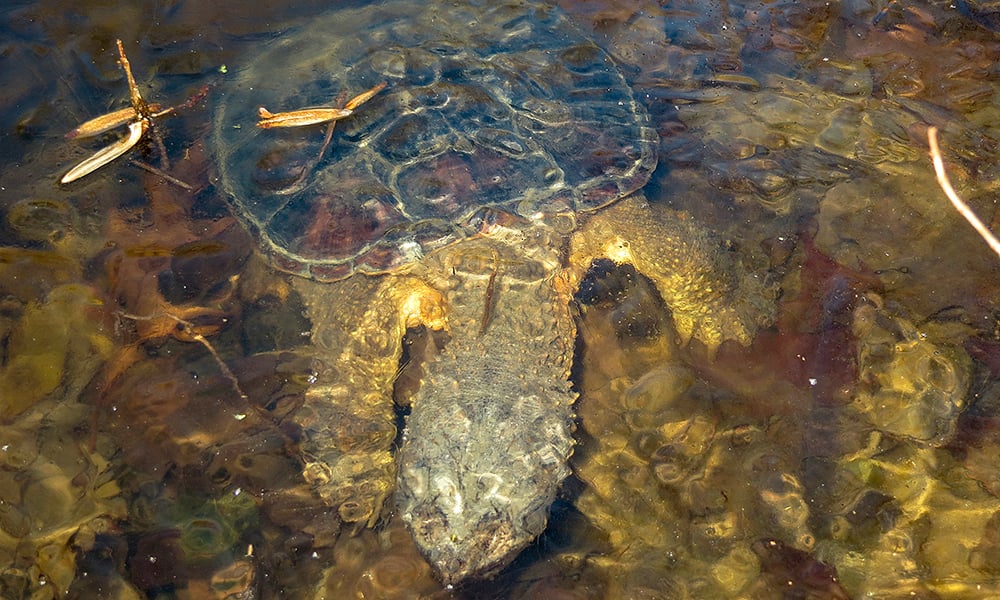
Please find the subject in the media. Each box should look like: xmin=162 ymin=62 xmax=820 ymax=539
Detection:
xmin=2 ymin=0 xmax=1000 ymax=598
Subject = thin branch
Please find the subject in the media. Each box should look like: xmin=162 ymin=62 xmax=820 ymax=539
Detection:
xmin=117 ymin=39 xmax=150 ymax=119
xmin=131 ymin=159 xmax=195 ymax=190
xmin=61 ymin=45 xmax=208 ymax=184
xmin=118 ymin=310 xmax=249 ymax=403
xmin=927 ymin=126 xmax=1000 ymax=259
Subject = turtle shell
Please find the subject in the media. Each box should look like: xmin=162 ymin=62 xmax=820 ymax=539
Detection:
xmin=213 ymin=0 xmax=657 ymax=280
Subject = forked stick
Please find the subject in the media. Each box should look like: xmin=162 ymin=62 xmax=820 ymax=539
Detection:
xmin=927 ymin=126 xmax=1000 ymax=258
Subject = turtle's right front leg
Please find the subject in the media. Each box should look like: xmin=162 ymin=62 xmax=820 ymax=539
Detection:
xmin=292 ymin=274 xmax=446 ymax=527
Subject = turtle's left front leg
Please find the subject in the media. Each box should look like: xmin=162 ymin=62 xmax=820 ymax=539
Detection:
xmin=292 ymin=274 xmax=446 ymax=528
xmin=571 ymin=194 xmax=777 ymax=356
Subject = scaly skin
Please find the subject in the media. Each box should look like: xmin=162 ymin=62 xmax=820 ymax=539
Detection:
xmin=288 ymin=195 xmax=774 ymax=584
xmin=395 ymin=229 xmax=577 ymax=584
xmin=571 ymin=196 xmax=776 ymax=355
xmin=291 ymin=274 xmax=446 ymax=527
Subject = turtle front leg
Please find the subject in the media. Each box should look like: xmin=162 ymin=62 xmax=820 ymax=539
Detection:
xmin=570 ymin=194 xmax=776 ymax=356
xmin=292 ymin=274 xmax=446 ymax=527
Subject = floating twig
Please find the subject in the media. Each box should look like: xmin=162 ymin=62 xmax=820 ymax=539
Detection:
xmin=257 ymin=81 xmax=386 ymax=194
xmin=117 ymin=39 xmax=149 ymax=119
xmin=256 ymin=81 xmax=386 ymax=129
xmin=61 ymin=41 xmax=207 ymax=184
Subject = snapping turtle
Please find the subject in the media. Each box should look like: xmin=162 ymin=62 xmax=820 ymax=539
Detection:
xmin=213 ymin=0 xmax=772 ymax=584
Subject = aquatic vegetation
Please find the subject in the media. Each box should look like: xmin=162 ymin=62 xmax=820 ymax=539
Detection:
xmin=853 ymin=299 xmax=973 ymax=444
xmin=0 ymin=283 xmax=113 ymax=417
xmin=0 ymin=358 xmax=126 ymax=598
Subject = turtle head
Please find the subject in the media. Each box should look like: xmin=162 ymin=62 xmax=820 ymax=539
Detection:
xmin=407 ymin=501 xmax=520 ymax=585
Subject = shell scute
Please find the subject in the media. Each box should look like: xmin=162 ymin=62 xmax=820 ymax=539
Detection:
xmin=213 ymin=0 xmax=657 ymax=280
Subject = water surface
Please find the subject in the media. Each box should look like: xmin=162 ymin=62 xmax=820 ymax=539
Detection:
xmin=1 ymin=1 xmax=999 ymax=598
